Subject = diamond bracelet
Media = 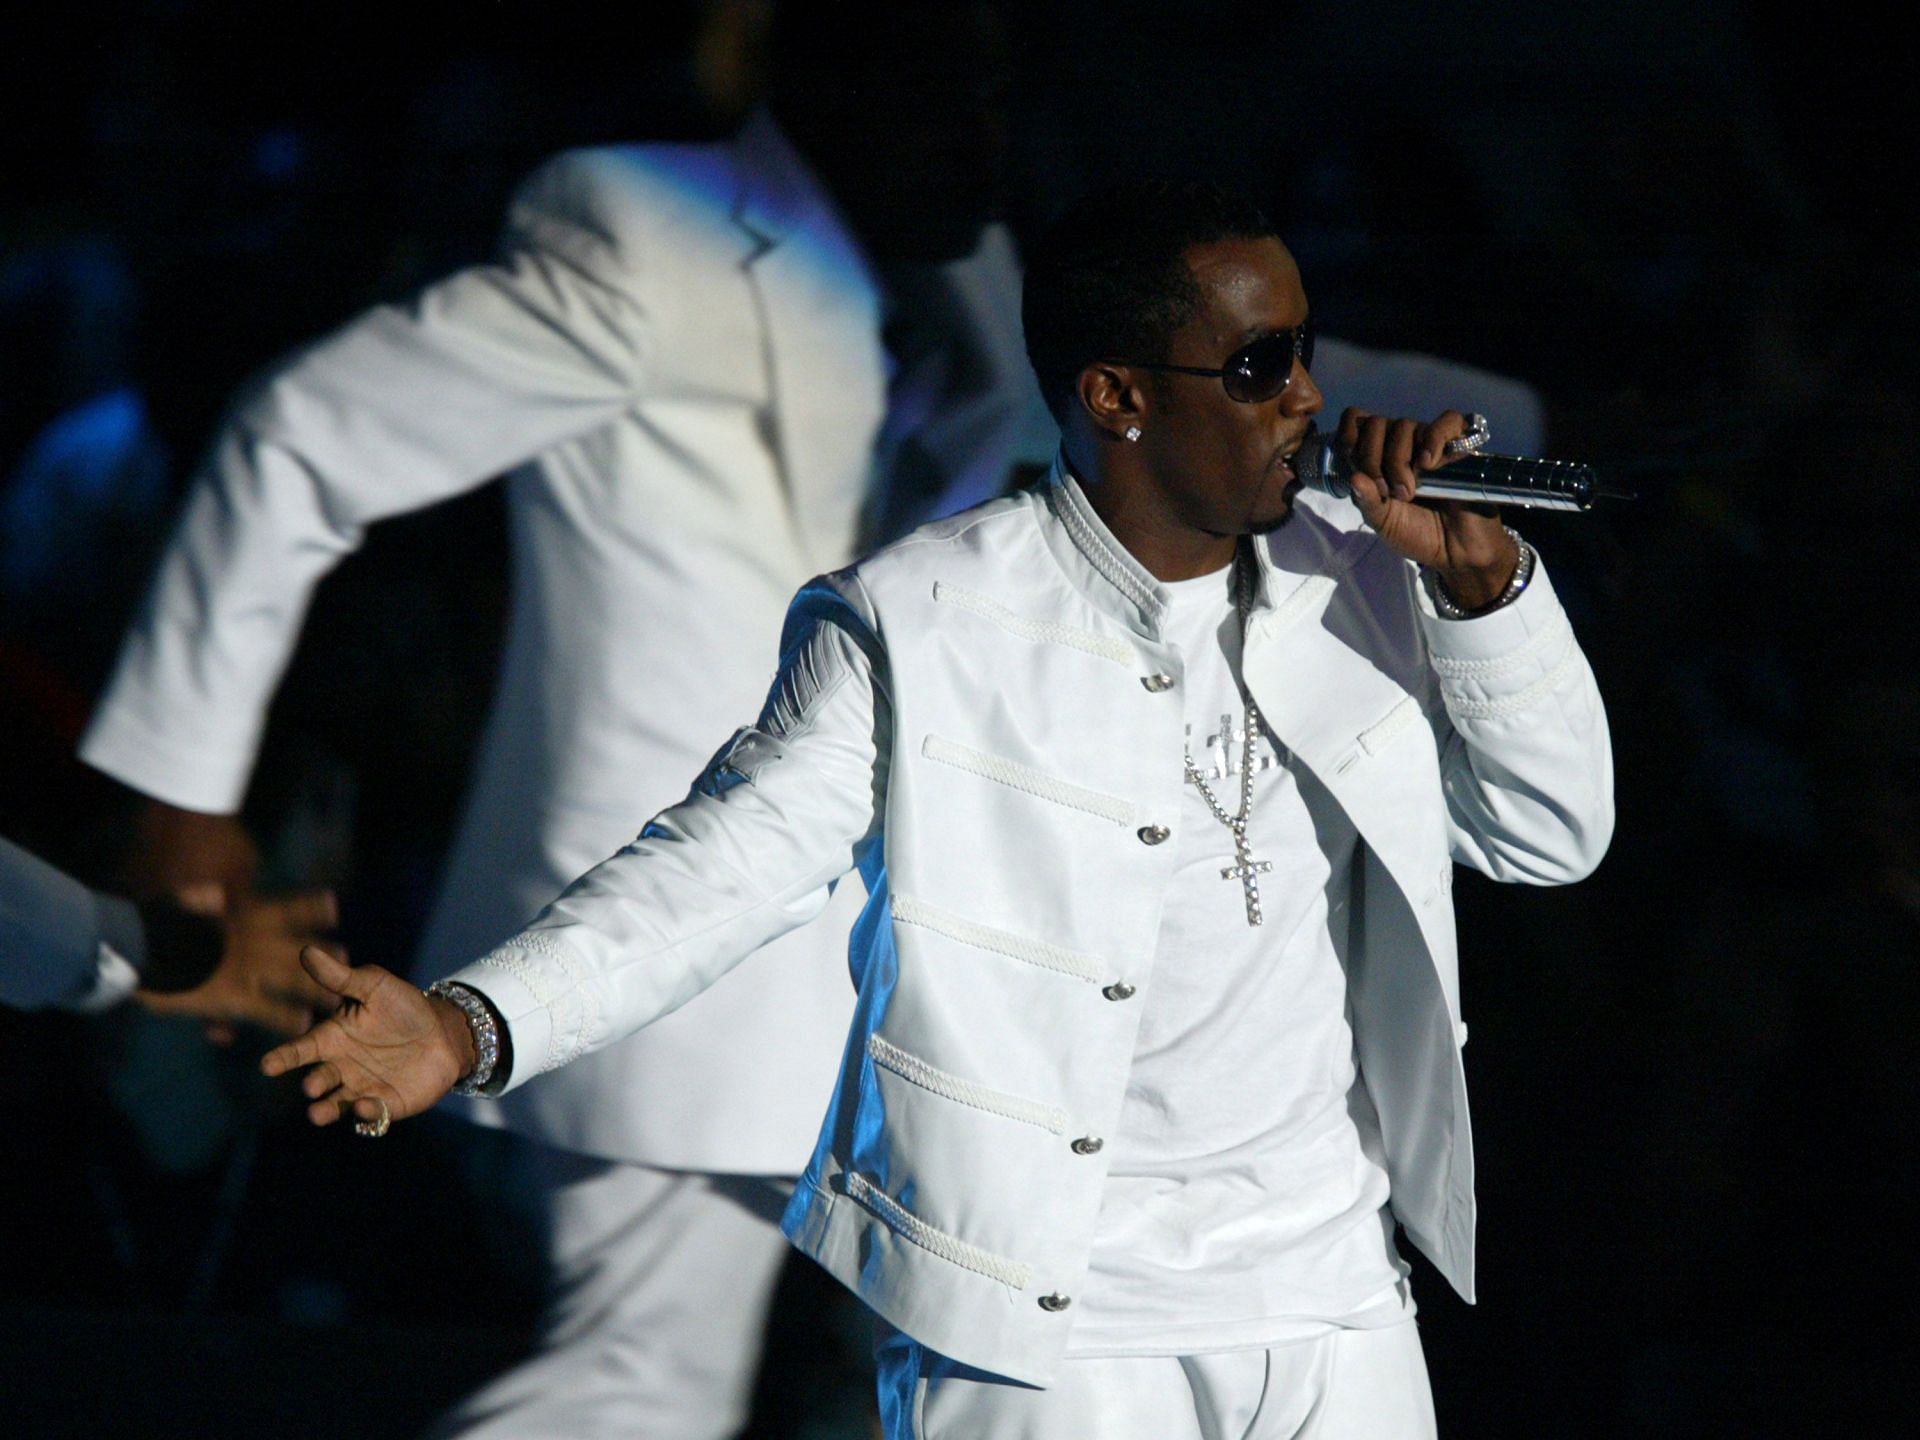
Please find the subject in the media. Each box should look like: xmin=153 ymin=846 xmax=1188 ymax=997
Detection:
xmin=426 ymin=980 xmax=503 ymax=1096
xmin=1429 ymin=525 xmax=1535 ymax=620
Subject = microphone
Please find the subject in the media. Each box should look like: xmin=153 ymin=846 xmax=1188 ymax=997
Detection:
xmin=1292 ymin=429 xmax=1631 ymax=513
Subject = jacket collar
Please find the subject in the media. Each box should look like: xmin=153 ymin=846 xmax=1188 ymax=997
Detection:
xmin=735 ymin=109 xmax=859 ymax=257
xmin=1044 ymin=452 xmax=1366 ymax=641
xmin=1044 ymin=453 xmax=1168 ymax=637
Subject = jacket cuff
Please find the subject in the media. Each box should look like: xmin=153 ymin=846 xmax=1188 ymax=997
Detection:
xmin=436 ymin=945 xmax=567 ymax=1097
xmin=1418 ymin=556 xmax=1579 ymax=718
xmin=93 ymin=892 xmax=148 ymax=976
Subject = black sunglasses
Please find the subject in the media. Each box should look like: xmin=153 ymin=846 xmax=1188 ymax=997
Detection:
xmin=1120 ymin=321 xmax=1315 ymax=404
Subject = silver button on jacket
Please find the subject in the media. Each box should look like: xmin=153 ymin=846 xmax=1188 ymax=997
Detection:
xmin=1137 ymin=824 xmax=1170 ymax=845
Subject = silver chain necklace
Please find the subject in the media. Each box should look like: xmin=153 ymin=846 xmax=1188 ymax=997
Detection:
xmin=1181 ymin=547 xmax=1272 ymax=927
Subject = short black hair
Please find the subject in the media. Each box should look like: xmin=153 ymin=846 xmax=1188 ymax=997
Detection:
xmin=1022 ymin=182 xmax=1281 ymax=423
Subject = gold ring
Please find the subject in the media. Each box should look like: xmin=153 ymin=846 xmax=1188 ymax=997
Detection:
xmin=353 ymin=1097 xmax=392 ymax=1139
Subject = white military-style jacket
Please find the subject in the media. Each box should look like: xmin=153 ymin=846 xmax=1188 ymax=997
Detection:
xmin=448 ymin=459 xmax=1614 ymax=1385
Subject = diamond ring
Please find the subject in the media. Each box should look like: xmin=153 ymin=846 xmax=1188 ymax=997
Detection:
xmin=1444 ymin=412 xmax=1491 ymax=456
xmin=353 ymin=1097 xmax=393 ymax=1139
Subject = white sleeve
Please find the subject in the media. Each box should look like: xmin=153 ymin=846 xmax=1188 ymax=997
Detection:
xmin=79 ymin=151 xmax=655 ymax=812
xmin=439 ymin=577 xmax=891 ymax=1089
xmin=1419 ymin=557 xmax=1615 ymax=885
xmin=0 ymin=836 xmax=141 ymax=1011
xmin=67 ymin=944 xmax=143 ymax=1014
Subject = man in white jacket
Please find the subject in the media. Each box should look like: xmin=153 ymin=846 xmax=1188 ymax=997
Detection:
xmin=77 ymin=5 xmax=1556 ymax=1430
xmin=263 ymin=182 xmax=1611 ymax=1438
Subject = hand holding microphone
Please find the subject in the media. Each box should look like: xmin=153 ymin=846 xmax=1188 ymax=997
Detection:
xmin=1306 ymin=408 xmax=1526 ymax=611
xmin=1292 ymin=407 xmax=1630 ymax=610
xmin=1294 ymin=410 xmax=1630 ymax=513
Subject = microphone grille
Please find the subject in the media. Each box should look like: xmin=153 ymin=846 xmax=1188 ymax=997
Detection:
xmin=1291 ymin=427 xmax=1342 ymax=495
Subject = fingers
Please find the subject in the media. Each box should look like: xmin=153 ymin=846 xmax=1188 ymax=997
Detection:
xmin=284 ymin=1052 xmax=377 ymax=1128
xmin=275 ymin=950 xmax=342 ymax=1012
xmin=1345 ymin=409 xmax=1472 ymax=504
xmin=261 ymin=889 xmax=340 ymax=935
xmin=1417 ymin=410 xmax=1468 ymax=470
xmin=1335 ymin=407 xmax=1367 ymax=458
xmin=350 ymin=1096 xmax=391 ymax=1127
xmin=275 ymin=1047 xmax=373 ymax=1129
xmin=260 ymin=1023 xmax=331 ymax=1077
xmin=279 ymin=975 xmax=338 ymax=1016
xmin=1345 ymin=466 xmax=1390 ymax=527
xmin=1343 ymin=411 xmax=1400 ymax=491
xmin=302 ymin=1061 xmax=343 ymax=1100
xmin=173 ymin=882 xmax=226 ymax=917
xmin=249 ymin=998 xmax=317 ymax=1040
xmin=298 ymin=944 xmax=384 ymax=1003
xmin=310 ymin=1090 xmax=396 ymax=1130
xmin=263 ymin=929 xmax=345 ymax=1014
xmin=310 ymin=1094 xmax=352 ymax=1127
xmin=1383 ymin=417 xmax=1421 ymax=502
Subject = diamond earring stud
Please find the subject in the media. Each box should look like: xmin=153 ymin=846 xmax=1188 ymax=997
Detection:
xmin=1123 ymin=425 xmax=1142 ymax=442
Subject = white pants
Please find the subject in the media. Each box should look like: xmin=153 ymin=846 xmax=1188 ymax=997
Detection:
xmin=878 ymin=1321 xmax=1437 ymax=1440
xmin=426 ymin=1144 xmax=793 ymax=1440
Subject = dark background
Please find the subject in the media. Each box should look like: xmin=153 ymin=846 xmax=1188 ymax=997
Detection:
xmin=2 ymin=2 xmax=1914 ymax=1435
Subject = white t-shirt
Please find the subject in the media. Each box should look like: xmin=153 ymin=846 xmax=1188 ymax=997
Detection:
xmin=1066 ymin=559 xmax=1413 ymax=1358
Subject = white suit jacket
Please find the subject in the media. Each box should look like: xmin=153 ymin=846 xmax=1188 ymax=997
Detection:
xmin=446 ymin=461 xmax=1613 ymax=1383
xmin=80 ymin=115 xmax=1041 ymax=1171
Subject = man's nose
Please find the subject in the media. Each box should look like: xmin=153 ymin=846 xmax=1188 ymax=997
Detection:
xmin=1281 ymin=363 xmax=1324 ymax=417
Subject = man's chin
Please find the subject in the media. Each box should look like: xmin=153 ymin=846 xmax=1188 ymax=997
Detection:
xmin=1246 ymin=484 xmax=1299 ymax=535
xmin=1248 ymin=507 xmax=1296 ymax=535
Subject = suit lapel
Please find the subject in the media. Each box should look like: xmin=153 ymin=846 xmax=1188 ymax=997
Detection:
xmin=1243 ymin=504 xmax=1443 ymax=889
xmin=1242 ymin=505 xmax=1386 ymax=777
xmin=734 ymin=115 xmax=888 ymax=571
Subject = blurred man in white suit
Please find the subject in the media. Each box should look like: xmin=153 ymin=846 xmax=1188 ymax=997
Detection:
xmin=83 ymin=7 xmax=1037 ymax=1435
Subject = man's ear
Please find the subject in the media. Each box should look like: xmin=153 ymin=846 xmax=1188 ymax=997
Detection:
xmin=1075 ymin=362 xmax=1148 ymax=440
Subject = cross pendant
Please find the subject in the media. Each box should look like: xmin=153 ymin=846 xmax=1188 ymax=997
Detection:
xmin=1220 ymin=836 xmax=1274 ymax=927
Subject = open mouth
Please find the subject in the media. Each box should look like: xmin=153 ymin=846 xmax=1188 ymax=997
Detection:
xmin=1274 ymin=438 xmax=1306 ymax=489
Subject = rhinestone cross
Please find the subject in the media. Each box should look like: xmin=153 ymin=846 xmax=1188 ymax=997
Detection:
xmin=1178 ymin=544 xmax=1274 ymax=928
xmin=1220 ymin=824 xmax=1273 ymax=926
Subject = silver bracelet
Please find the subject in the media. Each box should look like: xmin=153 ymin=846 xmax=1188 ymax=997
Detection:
xmin=1428 ymin=526 xmax=1535 ymax=620
xmin=426 ymin=980 xmax=503 ymax=1096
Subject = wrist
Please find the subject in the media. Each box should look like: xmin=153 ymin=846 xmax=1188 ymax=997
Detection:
xmin=1429 ymin=527 xmax=1535 ymax=619
xmin=426 ymin=981 xmax=507 ymax=1095
xmin=1434 ymin=537 xmax=1521 ymax=612
xmin=429 ymin=994 xmax=479 ymax=1082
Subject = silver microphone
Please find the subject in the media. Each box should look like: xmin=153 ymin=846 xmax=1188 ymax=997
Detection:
xmin=1292 ymin=429 xmax=1626 ymax=512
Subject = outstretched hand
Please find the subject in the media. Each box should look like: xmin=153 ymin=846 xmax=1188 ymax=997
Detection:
xmin=136 ymin=887 xmax=342 ymax=1040
xmin=1336 ymin=406 xmax=1520 ymax=611
xmin=260 ymin=947 xmax=476 ymax=1130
